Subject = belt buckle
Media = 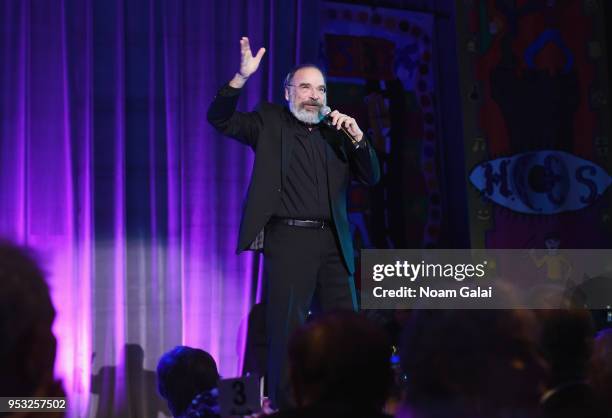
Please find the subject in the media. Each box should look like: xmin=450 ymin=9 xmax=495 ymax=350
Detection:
xmin=320 ymin=220 xmax=326 ymax=229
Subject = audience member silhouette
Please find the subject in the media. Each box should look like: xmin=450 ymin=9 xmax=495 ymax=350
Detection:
xmin=398 ymin=310 xmax=546 ymax=418
xmin=537 ymin=309 xmax=610 ymax=418
xmin=269 ymin=311 xmax=393 ymax=418
xmin=242 ymin=302 xmax=268 ymax=377
xmin=90 ymin=343 xmax=169 ymax=417
xmin=0 ymin=241 xmax=65 ymax=417
xmin=157 ymin=346 xmax=220 ymax=418
xmin=590 ymin=328 xmax=612 ymax=412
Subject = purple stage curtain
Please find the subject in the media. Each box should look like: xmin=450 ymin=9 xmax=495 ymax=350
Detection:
xmin=0 ymin=0 xmax=318 ymax=415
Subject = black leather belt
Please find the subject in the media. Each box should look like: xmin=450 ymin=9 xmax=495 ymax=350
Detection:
xmin=271 ymin=217 xmax=333 ymax=229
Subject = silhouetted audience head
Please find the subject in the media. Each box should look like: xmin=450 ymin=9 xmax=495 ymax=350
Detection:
xmin=590 ymin=328 xmax=612 ymax=409
xmin=399 ymin=310 xmax=545 ymax=418
xmin=124 ymin=343 xmax=145 ymax=369
xmin=536 ymin=308 xmax=610 ymax=418
xmin=0 ymin=241 xmax=58 ymax=398
xmin=537 ymin=308 xmax=595 ymax=384
xmin=157 ymin=346 xmax=220 ymax=417
xmin=287 ymin=311 xmax=392 ymax=411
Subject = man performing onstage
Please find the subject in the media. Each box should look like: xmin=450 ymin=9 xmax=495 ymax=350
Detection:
xmin=207 ymin=37 xmax=380 ymax=409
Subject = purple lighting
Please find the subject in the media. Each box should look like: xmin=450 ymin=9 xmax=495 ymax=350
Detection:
xmin=0 ymin=0 xmax=282 ymax=415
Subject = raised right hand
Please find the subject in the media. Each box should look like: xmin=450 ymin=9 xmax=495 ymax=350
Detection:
xmin=239 ymin=37 xmax=266 ymax=78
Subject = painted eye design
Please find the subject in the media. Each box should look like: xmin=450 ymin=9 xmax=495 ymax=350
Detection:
xmin=469 ymin=151 xmax=611 ymax=215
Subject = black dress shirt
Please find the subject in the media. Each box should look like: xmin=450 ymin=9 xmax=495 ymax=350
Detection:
xmin=275 ymin=113 xmax=332 ymax=221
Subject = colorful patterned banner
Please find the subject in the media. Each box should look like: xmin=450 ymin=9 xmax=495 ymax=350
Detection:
xmin=456 ymin=0 xmax=612 ymax=248
xmin=320 ymin=2 xmax=437 ymax=258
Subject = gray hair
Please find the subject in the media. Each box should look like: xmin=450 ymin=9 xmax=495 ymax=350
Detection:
xmin=283 ymin=63 xmax=327 ymax=89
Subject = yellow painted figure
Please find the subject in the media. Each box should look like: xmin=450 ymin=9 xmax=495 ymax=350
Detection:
xmin=529 ymin=233 xmax=572 ymax=281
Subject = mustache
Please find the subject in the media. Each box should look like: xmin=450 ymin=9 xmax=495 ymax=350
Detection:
xmin=301 ymin=101 xmax=320 ymax=107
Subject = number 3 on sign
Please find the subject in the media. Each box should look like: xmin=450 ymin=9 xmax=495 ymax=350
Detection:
xmin=218 ymin=375 xmax=260 ymax=417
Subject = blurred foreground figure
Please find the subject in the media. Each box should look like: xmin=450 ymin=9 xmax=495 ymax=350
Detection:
xmin=268 ymin=311 xmax=392 ymax=418
xmin=398 ymin=310 xmax=546 ymax=418
xmin=0 ymin=241 xmax=65 ymax=417
xmin=537 ymin=309 xmax=610 ymax=418
xmin=157 ymin=346 xmax=220 ymax=418
xmin=590 ymin=328 xmax=612 ymax=415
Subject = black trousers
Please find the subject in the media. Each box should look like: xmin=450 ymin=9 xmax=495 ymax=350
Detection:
xmin=263 ymin=221 xmax=357 ymax=409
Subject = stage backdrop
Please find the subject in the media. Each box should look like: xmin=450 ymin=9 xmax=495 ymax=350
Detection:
xmin=319 ymin=1 xmax=438 ymax=255
xmin=456 ymin=0 xmax=612 ymax=249
xmin=0 ymin=0 xmax=320 ymax=416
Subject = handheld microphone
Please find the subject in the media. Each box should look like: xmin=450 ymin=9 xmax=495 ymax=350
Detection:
xmin=319 ymin=106 xmax=359 ymax=145
xmin=319 ymin=106 xmax=333 ymax=126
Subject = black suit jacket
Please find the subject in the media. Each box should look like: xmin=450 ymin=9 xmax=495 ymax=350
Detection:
xmin=206 ymin=85 xmax=380 ymax=274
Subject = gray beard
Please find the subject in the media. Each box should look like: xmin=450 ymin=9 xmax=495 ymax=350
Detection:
xmin=289 ymin=101 xmax=322 ymax=124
